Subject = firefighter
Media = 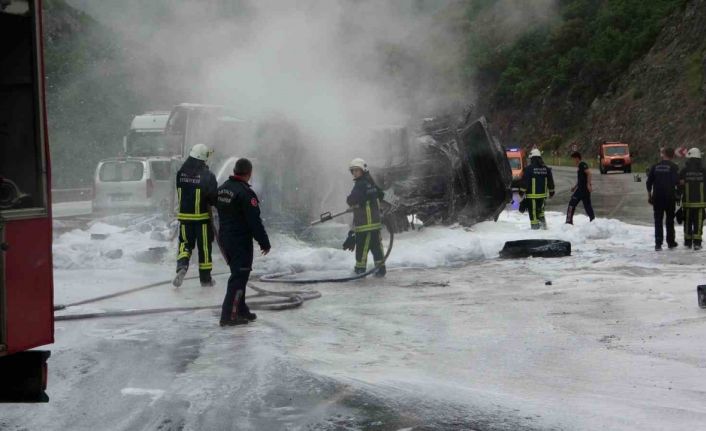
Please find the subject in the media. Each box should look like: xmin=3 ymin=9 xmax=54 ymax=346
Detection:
xmin=679 ymin=148 xmax=706 ymax=250
xmin=566 ymin=151 xmax=595 ymax=224
xmin=519 ymin=149 xmax=555 ymax=230
xmin=216 ymin=158 xmax=271 ymax=326
xmin=172 ymin=144 xmax=218 ymax=288
xmin=345 ymin=158 xmax=386 ymax=277
xmin=647 ymin=147 xmax=680 ymax=251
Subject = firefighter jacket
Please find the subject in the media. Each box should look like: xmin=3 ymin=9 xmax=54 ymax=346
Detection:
xmin=647 ymin=160 xmax=680 ymax=202
xmin=679 ymin=161 xmax=706 ymax=208
xmin=347 ymin=173 xmax=384 ymax=233
xmin=176 ymin=157 xmax=218 ymax=222
xmin=216 ymin=176 xmax=271 ymax=271
xmin=520 ymin=159 xmax=555 ymax=199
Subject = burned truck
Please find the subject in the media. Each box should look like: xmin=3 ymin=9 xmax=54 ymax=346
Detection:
xmin=371 ymin=115 xmax=512 ymax=233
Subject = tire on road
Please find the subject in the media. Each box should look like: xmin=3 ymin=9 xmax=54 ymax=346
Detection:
xmin=499 ymin=239 xmax=572 ymax=259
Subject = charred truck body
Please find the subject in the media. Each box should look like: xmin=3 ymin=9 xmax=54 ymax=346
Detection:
xmin=371 ymin=116 xmax=512 ymax=233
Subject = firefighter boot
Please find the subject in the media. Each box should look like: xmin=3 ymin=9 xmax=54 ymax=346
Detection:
xmin=172 ymin=267 xmax=187 ymax=288
xmin=374 ymin=264 xmax=387 ymax=278
xmin=201 ymin=279 xmax=216 ymax=287
xmin=684 ymin=240 xmax=693 ymax=249
xmin=354 ymin=267 xmax=366 ymax=275
xmin=694 ymin=241 xmax=702 ymax=251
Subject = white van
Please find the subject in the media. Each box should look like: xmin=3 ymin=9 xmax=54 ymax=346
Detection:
xmin=92 ymin=157 xmax=175 ymax=213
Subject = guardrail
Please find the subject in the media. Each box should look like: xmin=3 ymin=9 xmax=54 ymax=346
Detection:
xmin=51 ymin=188 xmax=92 ymax=203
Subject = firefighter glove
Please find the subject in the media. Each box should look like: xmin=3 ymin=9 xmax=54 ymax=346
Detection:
xmin=342 ymin=231 xmax=356 ymax=251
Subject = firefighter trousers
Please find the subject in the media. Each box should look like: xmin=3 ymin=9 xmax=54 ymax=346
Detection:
xmin=355 ymin=229 xmax=385 ymax=271
xmin=526 ymin=198 xmax=546 ymax=229
xmin=684 ymin=207 xmax=705 ymax=245
xmin=176 ymin=221 xmax=213 ymax=282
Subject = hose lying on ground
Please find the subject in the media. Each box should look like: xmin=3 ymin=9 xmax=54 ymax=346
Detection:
xmin=54 ymin=272 xmax=321 ymax=321
xmin=259 ymin=222 xmax=394 ymax=284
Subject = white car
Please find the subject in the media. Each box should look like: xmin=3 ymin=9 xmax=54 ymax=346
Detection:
xmin=92 ymin=157 xmax=175 ymax=213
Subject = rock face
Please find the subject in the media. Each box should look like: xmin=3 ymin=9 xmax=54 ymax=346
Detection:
xmin=478 ymin=0 xmax=705 ymax=162
xmin=581 ymin=0 xmax=706 ymax=157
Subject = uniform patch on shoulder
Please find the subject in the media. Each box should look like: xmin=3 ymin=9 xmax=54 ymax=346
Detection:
xmin=251 ymin=198 xmax=258 ymax=207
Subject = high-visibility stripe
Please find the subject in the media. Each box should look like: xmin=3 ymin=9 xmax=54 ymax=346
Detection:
xmin=178 ymin=252 xmax=190 ymax=259
xmin=366 ymin=201 xmax=373 ymax=225
xmin=199 ymin=263 xmax=213 ymax=270
xmin=177 ymin=213 xmax=210 ymax=221
xmin=682 ymin=203 xmax=706 ymax=208
xmin=354 ymin=223 xmax=382 ymax=233
xmin=698 ymin=210 xmax=704 ymax=240
xmin=531 ymin=199 xmax=539 ymax=225
xmin=177 ymin=188 xmax=182 ymax=209
xmin=195 ymin=189 xmax=201 ymax=215
xmin=701 ymin=183 xmax=704 ymax=206
xmin=531 ymin=178 xmax=536 ymax=196
xmin=202 ymin=224 xmax=210 ymax=266
xmin=685 ymin=210 xmax=692 ymax=240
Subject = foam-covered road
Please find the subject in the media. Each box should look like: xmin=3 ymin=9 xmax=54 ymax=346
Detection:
xmin=5 ymin=171 xmax=706 ymax=431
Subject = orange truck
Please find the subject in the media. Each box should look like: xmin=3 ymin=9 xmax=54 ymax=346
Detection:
xmin=598 ymin=142 xmax=632 ymax=174
xmin=506 ymin=148 xmax=526 ymax=187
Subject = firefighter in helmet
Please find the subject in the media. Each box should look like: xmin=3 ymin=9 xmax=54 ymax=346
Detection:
xmin=343 ymin=158 xmax=386 ymax=277
xmin=679 ymin=147 xmax=706 ymax=250
xmin=519 ymin=149 xmax=555 ymax=230
xmin=173 ymin=143 xmax=218 ymax=288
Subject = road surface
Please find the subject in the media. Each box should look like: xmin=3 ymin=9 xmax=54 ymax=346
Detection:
xmin=5 ymin=170 xmax=705 ymax=431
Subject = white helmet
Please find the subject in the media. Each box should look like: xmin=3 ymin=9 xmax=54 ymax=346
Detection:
xmin=349 ymin=158 xmax=368 ymax=171
xmin=529 ymin=148 xmax=542 ymax=158
xmin=687 ymin=148 xmax=702 ymax=159
xmin=189 ymin=143 xmax=212 ymax=161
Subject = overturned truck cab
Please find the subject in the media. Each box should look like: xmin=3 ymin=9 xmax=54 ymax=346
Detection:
xmin=372 ymin=116 xmax=512 ymax=233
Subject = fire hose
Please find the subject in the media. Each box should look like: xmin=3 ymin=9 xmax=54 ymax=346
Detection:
xmin=54 ymin=207 xmax=392 ymax=321
xmin=53 ymin=271 xmax=321 ymax=321
xmin=258 ymin=208 xmax=394 ymax=284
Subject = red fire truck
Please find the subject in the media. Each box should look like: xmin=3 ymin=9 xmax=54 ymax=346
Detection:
xmin=0 ymin=0 xmax=53 ymax=402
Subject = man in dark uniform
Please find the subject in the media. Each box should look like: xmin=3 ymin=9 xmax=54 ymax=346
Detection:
xmin=173 ymin=143 xmax=218 ymax=288
xmin=647 ymin=147 xmax=680 ymax=251
xmin=519 ymin=149 xmax=555 ymax=230
xmin=345 ymin=158 xmax=386 ymax=277
xmin=679 ymin=148 xmax=706 ymax=250
xmin=566 ymin=151 xmax=595 ymax=224
xmin=216 ymin=158 xmax=271 ymax=326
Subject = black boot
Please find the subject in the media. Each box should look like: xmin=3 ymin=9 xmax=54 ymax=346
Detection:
xmin=374 ymin=265 xmax=386 ymax=278
xmin=354 ymin=267 xmax=366 ymax=275
xmin=685 ymin=240 xmax=693 ymax=249
xmin=695 ymin=241 xmax=702 ymax=251
xmin=219 ymin=317 xmax=249 ymax=327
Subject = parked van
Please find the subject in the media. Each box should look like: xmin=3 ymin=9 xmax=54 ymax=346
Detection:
xmin=92 ymin=157 xmax=175 ymax=212
xmin=599 ymin=142 xmax=631 ymax=174
xmin=505 ymin=148 xmax=527 ymax=187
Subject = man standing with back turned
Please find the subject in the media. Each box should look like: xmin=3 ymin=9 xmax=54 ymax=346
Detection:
xmin=519 ymin=149 xmax=555 ymax=230
xmin=216 ymin=158 xmax=271 ymax=326
xmin=647 ymin=147 xmax=680 ymax=251
xmin=173 ymin=144 xmax=218 ymax=288
xmin=679 ymin=148 xmax=706 ymax=250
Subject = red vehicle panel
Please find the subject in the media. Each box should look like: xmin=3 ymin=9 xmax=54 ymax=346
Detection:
xmin=4 ymin=217 xmax=53 ymax=354
xmin=1 ymin=0 xmax=53 ymax=402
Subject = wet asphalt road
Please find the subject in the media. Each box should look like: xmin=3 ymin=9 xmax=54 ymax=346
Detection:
xmin=544 ymin=165 xmax=653 ymax=226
